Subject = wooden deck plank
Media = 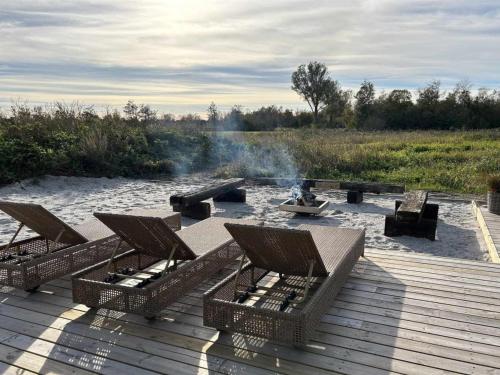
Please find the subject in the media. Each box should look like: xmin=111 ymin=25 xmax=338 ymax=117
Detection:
xmin=160 ymin=296 xmax=500 ymax=351
xmin=0 ymin=336 xmax=158 ymax=375
xmin=472 ymin=201 xmax=500 ymax=263
xmin=323 ymin=314 xmax=500 ymax=359
xmin=328 ymin=302 xmax=500 ymax=347
xmin=19 ymin=274 xmax=500 ymax=346
xmin=364 ymin=251 xmax=500 ymax=275
xmin=352 ymin=263 xmax=500 ymax=293
xmin=0 ymin=300 xmax=412 ymax=374
xmin=343 ymin=279 xmax=500 ymax=308
xmin=0 ymin=250 xmax=500 ymax=374
xmin=0 ymin=341 xmax=96 ymax=375
xmin=366 ymin=247 xmax=500 ymax=269
xmin=10 ymin=295 xmax=481 ymax=375
xmin=363 ymin=251 xmax=499 ymax=271
xmin=312 ymin=333 xmax=493 ymax=375
xmin=348 ymin=270 xmax=500 ymax=299
xmin=146 ymin=290 xmax=500 ymax=335
xmin=13 ymin=270 xmax=500 ymax=346
xmin=3 ymin=286 xmax=406 ymax=373
xmin=50 ymin=265 xmax=500 ymax=310
xmin=158 ymin=294 xmax=500 ymax=356
xmin=0 ymin=314 xmax=218 ymax=375
xmin=0 ymin=301 xmax=273 ymax=375
xmin=158 ymin=301 xmax=500 ymax=375
xmin=160 ymin=296 xmax=500 ymax=374
xmin=28 ymin=278 xmax=500 ymax=341
xmin=0 ymin=361 xmax=38 ymax=375
xmin=0 ymin=292 xmax=358 ymax=375
xmin=335 ymin=291 xmax=500 ymax=330
xmin=319 ymin=323 xmax=500 ymax=369
xmin=0 ymin=302 xmax=278 ymax=375
xmin=152 ymin=282 xmax=500 ymax=326
xmin=0 ymin=284 xmax=492 ymax=374
xmin=356 ymin=258 xmax=500 ymax=286
xmin=0 ymin=293 xmax=388 ymax=375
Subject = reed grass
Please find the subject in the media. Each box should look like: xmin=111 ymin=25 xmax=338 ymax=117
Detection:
xmin=217 ymin=129 xmax=500 ymax=194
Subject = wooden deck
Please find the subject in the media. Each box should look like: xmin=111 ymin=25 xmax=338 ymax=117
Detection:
xmin=473 ymin=201 xmax=500 ymax=262
xmin=0 ymin=249 xmax=500 ymax=374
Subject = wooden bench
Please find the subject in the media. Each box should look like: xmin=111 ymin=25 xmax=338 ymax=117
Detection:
xmin=304 ymin=180 xmax=405 ymax=203
xmin=384 ymin=190 xmax=439 ymax=240
xmin=169 ymin=178 xmax=246 ymax=219
xmin=250 ymin=178 xmax=405 ymax=204
xmin=336 ymin=181 xmax=405 ymax=204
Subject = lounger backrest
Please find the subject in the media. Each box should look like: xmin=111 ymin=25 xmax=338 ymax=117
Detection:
xmin=0 ymin=201 xmax=88 ymax=245
xmin=94 ymin=212 xmax=196 ymax=260
xmin=224 ymin=223 xmax=328 ymax=277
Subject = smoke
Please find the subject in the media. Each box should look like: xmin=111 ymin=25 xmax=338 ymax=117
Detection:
xmin=212 ymin=135 xmax=301 ymax=180
xmin=166 ymin=110 xmax=301 ymax=179
xmin=237 ymin=143 xmax=298 ymax=177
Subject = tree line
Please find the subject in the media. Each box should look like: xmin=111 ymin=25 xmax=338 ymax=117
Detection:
xmin=206 ymin=61 xmax=500 ymax=131
xmin=0 ymin=99 xmax=497 ymax=188
xmin=293 ymin=61 xmax=500 ymax=130
xmin=3 ymin=61 xmax=498 ymax=134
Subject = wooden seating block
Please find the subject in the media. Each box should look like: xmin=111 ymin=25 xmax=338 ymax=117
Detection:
xmin=213 ymin=188 xmax=246 ymax=202
xmin=170 ymin=178 xmax=245 ymax=219
xmin=385 ymin=200 xmax=439 ymax=241
xmin=173 ymin=202 xmax=211 ymax=220
xmin=347 ymin=191 xmax=363 ymax=204
xmin=397 ymin=190 xmax=428 ymax=223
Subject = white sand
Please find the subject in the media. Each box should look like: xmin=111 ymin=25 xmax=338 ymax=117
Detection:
xmin=0 ymin=175 xmax=489 ymax=261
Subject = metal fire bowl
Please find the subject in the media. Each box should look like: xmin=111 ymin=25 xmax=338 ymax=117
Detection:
xmin=279 ymin=199 xmax=329 ymax=215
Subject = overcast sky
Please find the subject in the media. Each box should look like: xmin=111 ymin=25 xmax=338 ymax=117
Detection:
xmin=1 ymin=0 xmax=499 ymax=115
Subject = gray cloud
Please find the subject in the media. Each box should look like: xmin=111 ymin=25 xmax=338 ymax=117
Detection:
xmin=0 ymin=0 xmax=499 ymax=113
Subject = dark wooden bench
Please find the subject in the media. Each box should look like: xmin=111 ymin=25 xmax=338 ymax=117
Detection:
xmin=305 ymin=180 xmax=405 ymax=204
xmin=384 ymin=190 xmax=439 ymax=240
xmin=250 ymin=178 xmax=405 ymax=204
xmin=169 ymin=178 xmax=246 ymax=220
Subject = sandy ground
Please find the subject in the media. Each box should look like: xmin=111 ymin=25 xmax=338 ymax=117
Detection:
xmin=0 ymin=175 xmax=489 ymax=261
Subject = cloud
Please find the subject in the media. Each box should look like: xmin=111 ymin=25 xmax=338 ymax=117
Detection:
xmin=0 ymin=0 xmax=499 ymax=114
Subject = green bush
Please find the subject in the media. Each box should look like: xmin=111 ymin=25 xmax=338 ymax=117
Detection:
xmin=1 ymin=103 xmax=499 ymax=194
xmin=219 ymin=129 xmax=500 ymax=194
xmin=0 ymin=105 xmax=233 ymax=184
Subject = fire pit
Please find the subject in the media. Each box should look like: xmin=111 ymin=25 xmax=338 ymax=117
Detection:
xmin=279 ymin=184 xmax=329 ymax=215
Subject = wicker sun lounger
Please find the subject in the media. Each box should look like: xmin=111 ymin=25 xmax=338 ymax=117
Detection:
xmin=0 ymin=201 xmax=180 ymax=292
xmin=72 ymin=214 xmax=258 ymax=319
xmin=203 ymin=223 xmax=365 ymax=346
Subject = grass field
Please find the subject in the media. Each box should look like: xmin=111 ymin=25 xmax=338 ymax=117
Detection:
xmin=216 ymin=129 xmax=500 ymax=194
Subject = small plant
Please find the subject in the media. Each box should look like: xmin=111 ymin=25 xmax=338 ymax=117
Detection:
xmin=487 ymin=175 xmax=500 ymax=193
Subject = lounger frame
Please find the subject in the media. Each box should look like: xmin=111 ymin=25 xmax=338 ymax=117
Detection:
xmin=0 ymin=236 xmax=125 ymax=291
xmin=0 ymin=215 xmax=181 ymax=291
xmin=72 ymin=242 xmax=241 ymax=318
xmin=203 ymin=230 xmax=364 ymax=346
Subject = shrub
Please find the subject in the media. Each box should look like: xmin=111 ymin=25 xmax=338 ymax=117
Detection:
xmin=0 ymin=104 xmax=236 ymax=184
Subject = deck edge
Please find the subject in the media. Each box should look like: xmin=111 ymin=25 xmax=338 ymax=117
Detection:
xmin=472 ymin=200 xmax=500 ymax=263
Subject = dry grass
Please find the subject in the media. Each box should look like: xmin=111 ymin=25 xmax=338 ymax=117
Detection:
xmin=217 ymin=129 xmax=500 ymax=194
